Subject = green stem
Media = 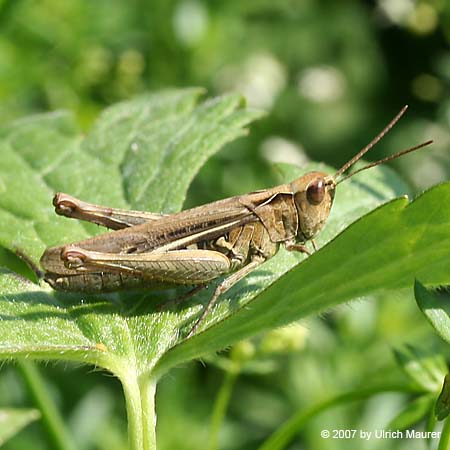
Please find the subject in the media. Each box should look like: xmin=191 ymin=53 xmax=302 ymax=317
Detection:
xmin=17 ymin=360 xmax=76 ymax=450
xmin=121 ymin=371 xmax=157 ymax=450
xmin=258 ymin=384 xmax=424 ymax=450
xmin=208 ymin=368 xmax=239 ymax=450
xmin=438 ymin=415 xmax=450 ymax=450
xmin=141 ymin=377 xmax=157 ymax=450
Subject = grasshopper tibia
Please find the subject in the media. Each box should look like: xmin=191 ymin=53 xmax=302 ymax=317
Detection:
xmin=187 ymin=257 xmax=265 ymax=337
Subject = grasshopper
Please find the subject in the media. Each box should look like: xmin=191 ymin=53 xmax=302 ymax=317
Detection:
xmin=40 ymin=106 xmax=432 ymax=337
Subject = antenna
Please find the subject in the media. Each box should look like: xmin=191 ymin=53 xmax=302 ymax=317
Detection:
xmin=336 ymin=140 xmax=433 ymax=185
xmin=334 ymin=105 xmax=409 ymax=179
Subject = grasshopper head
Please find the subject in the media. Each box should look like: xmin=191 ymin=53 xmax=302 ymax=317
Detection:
xmin=288 ymin=107 xmax=433 ymax=244
xmin=290 ymin=172 xmax=336 ymax=240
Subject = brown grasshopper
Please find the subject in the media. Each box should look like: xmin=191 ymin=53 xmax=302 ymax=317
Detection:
xmin=40 ymin=106 xmax=432 ymax=337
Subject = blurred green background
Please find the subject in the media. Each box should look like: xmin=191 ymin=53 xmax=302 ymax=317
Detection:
xmin=1 ymin=1 xmax=450 ymax=449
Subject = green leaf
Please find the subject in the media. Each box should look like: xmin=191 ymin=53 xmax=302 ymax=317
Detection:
xmin=393 ymin=345 xmax=448 ymax=392
xmin=415 ymin=280 xmax=450 ymax=344
xmin=0 ymin=408 xmax=40 ymax=446
xmin=157 ymin=182 xmax=450 ymax=374
xmin=436 ymin=374 xmax=450 ymax=421
xmin=387 ymin=394 xmax=435 ymax=430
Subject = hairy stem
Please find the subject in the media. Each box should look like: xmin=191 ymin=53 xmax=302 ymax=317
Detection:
xmin=121 ymin=370 xmax=157 ymax=450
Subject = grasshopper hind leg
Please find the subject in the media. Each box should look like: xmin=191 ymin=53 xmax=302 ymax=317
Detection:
xmin=53 ymin=193 xmax=166 ymax=230
xmin=59 ymin=246 xmax=232 ymax=286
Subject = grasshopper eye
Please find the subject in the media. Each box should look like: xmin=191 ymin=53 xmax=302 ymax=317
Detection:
xmin=306 ymin=179 xmax=325 ymax=205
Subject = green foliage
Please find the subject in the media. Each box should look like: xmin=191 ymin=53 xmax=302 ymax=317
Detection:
xmin=415 ymin=281 xmax=450 ymax=345
xmin=0 ymin=90 xmax=262 ymax=449
xmin=0 ymin=2 xmax=449 ymax=448
xmin=394 ymin=345 xmax=447 ymax=393
xmin=415 ymin=282 xmax=450 ymax=424
xmin=160 ymin=182 xmax=450 ymax=372
xmin=435 ymin=374 xmax=450 ymax=421
xmin=0 ymin=91 xmax=450 ymax=448
xmin=387 ymin=395 xmax=435 ymax=433
xmin=257 ymin=384 xmax=422 ymax=450
xmin=0 ymin=89 xmax=261 ymax=265
xmin=0 ymin=408 xmax=40 ymax=446
xmin=1 ymin=0 xmax=449 ymax=195
xmin=16 ymin=361 xmax=76 ymax=450
xmin=1 ymin=91 xmax=448 ymax=374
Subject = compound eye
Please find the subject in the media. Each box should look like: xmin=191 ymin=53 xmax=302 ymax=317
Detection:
xmin=306 ymin=179 xmax=325 ymax=205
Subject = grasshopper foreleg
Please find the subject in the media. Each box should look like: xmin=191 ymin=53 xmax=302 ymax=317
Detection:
xmin=284 ymin=238 xmax=315 ymax=256
xmin=53 ymin=193 xmax=166 ymax=230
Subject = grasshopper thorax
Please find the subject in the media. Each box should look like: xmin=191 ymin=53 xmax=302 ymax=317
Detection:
xmin=290 ymin=171 xmax=336 ymax=240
